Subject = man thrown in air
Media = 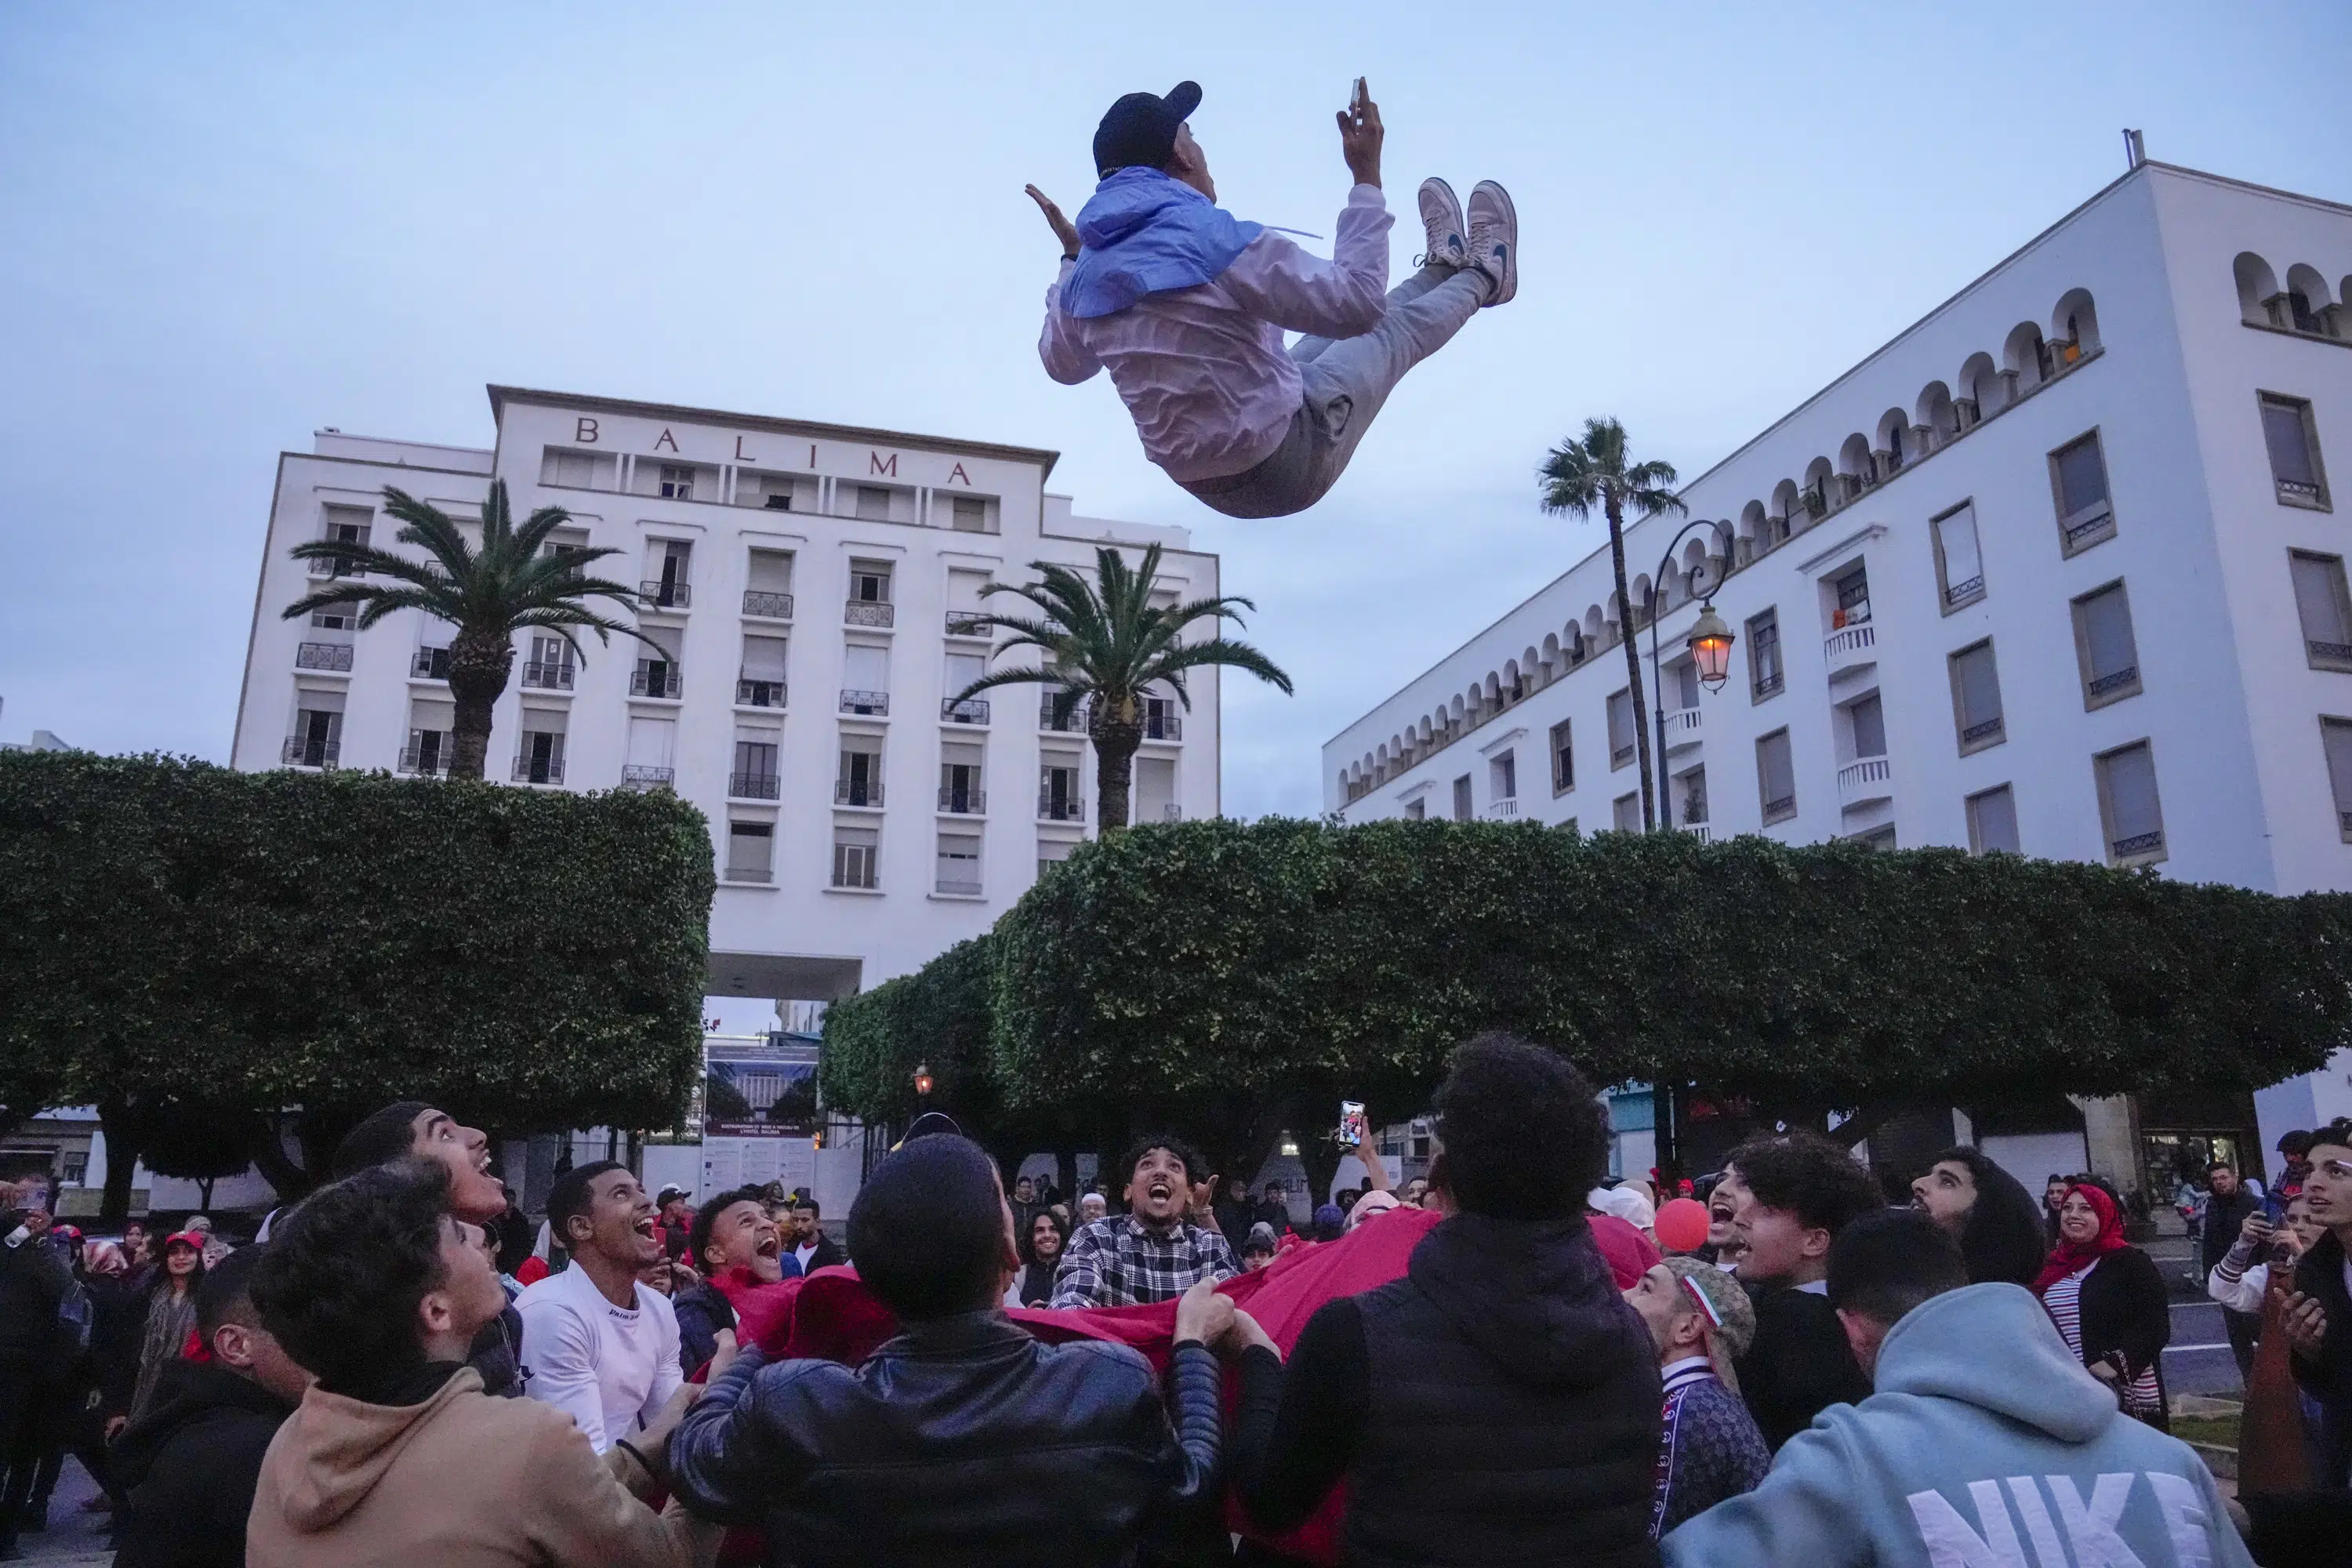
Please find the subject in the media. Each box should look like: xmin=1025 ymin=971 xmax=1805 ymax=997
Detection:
xmin=1031 ymin=78 xmax=1515 ymax=519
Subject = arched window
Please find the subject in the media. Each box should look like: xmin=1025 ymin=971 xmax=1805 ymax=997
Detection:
xmin=2234 ymin=252 xmax=2281 ymax=328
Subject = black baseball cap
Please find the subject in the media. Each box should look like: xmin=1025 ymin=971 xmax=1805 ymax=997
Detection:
xmin=1093 ymin=81 xmax=1203 ymax=177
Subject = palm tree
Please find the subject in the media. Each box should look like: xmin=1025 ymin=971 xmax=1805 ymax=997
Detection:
xmin=1537 ymin=418 xmax=1686 ymax=831
xmin=951 ymin=543 xmax=1291 ymax=829
xmin=281 ymin=479 xmax=651 ymax=780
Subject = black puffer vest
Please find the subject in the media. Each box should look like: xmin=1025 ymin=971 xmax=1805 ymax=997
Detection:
xmin=1346 ymin=1212 xmax=1662 ymax=1567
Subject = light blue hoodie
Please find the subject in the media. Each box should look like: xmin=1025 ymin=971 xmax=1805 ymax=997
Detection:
xmin=1058 ymin=168 xmax=1263 ymax=320
xmin=1662 ymin=1283 xmax=2252 ymax=1567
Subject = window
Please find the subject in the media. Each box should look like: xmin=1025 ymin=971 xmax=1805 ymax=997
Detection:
xmin=1756 ymin=729 xmax=1796 ymax=825
xmin=949 ymin=496 xmax=990 ymax=533
xmin=540 ymin=448 xmax=608 ymax=489
xmin=648 ymin=541 xmax=691 ymax=608
xmin=622 ymin=716 xmax=677 ymax=788
xmin=1451 ymin=775 xmax=1472 ymax=821
xmin=2321 ymin=719 xmax=2352 ymax=842
xmin=1549 ymin=720 xmax=1573 ymax=794
xmin=1040 ymin=758 xmax=1082 ymax=821
xmin=939 ymin=741 xmax=985 ymax=814
xmin=935 ymin=831 xmax=982 ymax=895
xmin=855 ymin=485 xmax=891 ymax=521
xmin=831 ymin=826 xmax=880 ymax=889
xmin=1037 ymin=839 xmax=1076 ymax=878
xmin=1831 ymin=564 xmax=1871 ymax=628
xmin=1675 ymin=765 xmax=1708 ymax=828
xmin=658 ymin=464 xmax=696 ymax=502
xmin=737 ymin=633 xmax=788 ymax=707
xmin=1135 ymin=754 xmax=1178 ymax=822
xmin=2094 ymin=741 xmax=2165 ymax=864
xmin=1965 ymin=785 xmax=2020 ymax=855
xmin=732 ymin=731 xmax=779 ymax=799
xmin=1490 ymin=750 xmax=1517 ymax=802
xmin=744 ymin=549 xmax=794 ymax=618
xmin=2261 ymin=394 xmax=2330 ymax=509
xmin=2291 ymin=552 xmax=2352 ymax=671
xmin=1947 ymin=641 xmax=2005 ymax=753
xmin=1613 ymin=791 xmax=1641 ymax=832
xmin=837 ymin=746 xmax=884 ymax=808
xmin=316 ymin=506 xmax=371 ymax=579
xmin=1931 ymin=502 xmax=1986 ymax=610
xmin=2071 ymin=582 xmax=2142 ymax=708
xmin=1403 ymin=798 xmax=1427 ymax=820
xmin=1608 ymin=688 xmax=1636 ymax=770
xmin=841 ymin=643 xmax=889 ymax=714
xmin=2049 ymin=430 xmax=2115 ymax=554
xmin=847 ymin=562 xmax=894 ymax=626
xmin=404 ymin=697 xmax=453 ymax=776
xmin=946 ymin=569 xmax=992 ymax=636
xmin=1846 ymin=692 xmax=1887 ymax=759
xmin=1748 ymin=609 xmax=1783 ymax=700
xmin=725 ymin=820 xmax=774 ymax=883
xmin=1850 ymin=826 xmax=1897 ymax=851
xmin=633 ymin=627 xmax=683 ymax=699
xmin=515 ymin=726 xmax=564 ymax=786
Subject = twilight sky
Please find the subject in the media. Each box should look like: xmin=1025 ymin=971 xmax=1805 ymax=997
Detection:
xmin=3 ymin=2 xmax=2345 ymax=822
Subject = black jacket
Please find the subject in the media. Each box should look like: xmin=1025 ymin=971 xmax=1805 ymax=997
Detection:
xmin=1235 ymin=1212 xmax=1661 ymax=1567
xmin=0 ymin=1231 xmax=69 ymax=1363
xmin=796 ymin=1232 xmax=846 ymax=1274
xmin=111 ymin=1359 xmax=296 ymax=1568
xmin=2071 ymin=1245 xmax=2172 ymax=1419
xmin=2292 ymin=1230 xmax=2352 ymax=1486
xmin=671 ymin=1310 xmax=1222 ymax=1566
xmin=2201 ymin=1186 xmax=2261 ymax=1278
xmin=1735 ymin=1283 xmax=1872 ymax=1451
xmin=673 ymin=1279 xmax=738 ymax=1376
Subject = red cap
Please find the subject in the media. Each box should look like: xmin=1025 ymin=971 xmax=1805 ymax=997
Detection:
xmin=164 ymin=1231 xmax=205 ymax=1252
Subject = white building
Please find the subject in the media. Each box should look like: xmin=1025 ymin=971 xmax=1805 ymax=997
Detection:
xmin=1324 ymin=158 xmax=2352 ymax=1188
xmin=232 ymin=387 xmax=1221 ymax=1007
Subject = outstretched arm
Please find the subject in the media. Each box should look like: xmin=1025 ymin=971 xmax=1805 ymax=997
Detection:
xmin=1032 ymin=184 xmax=1103 ymax=385
xmin=1337 ymin=77 xmax=1382 ymax=190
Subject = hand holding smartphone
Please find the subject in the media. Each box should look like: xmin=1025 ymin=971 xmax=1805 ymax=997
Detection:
xmin=1338 ymin=1100 xmax=1368 ymax=1149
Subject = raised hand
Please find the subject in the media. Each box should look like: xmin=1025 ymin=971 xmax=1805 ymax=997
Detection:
xmin=1336 ymin=77 xmax=1383 ymax=189
xmin=1025 ymin=184 xmax=1080 ymax=260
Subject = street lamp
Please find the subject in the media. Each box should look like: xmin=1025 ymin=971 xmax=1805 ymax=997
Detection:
xmin=1646 ymin=521 xmax=1736 ymax=833
xmin=912 ymin=1062 xmax=935 ymax=1098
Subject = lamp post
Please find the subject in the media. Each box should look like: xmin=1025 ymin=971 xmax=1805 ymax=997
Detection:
xmin=1645 ymin=520 xmax=1736 ymax=834
xmin=912 ymin=1062 xmax=935 ymax=1099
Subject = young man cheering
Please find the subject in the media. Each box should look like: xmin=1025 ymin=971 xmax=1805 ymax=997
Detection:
xmin=1662 ymin=1210 xmax=2252 ymax=1566
xmin=1624 ymin=1258 xmax=1772 ymax=1537
xmin=1030 ymin=79 xmax=1515 ymax=519
xmin=673 ymin=1185 xmax=792 ymax=1377
xmin=1050 ymin=1135 xmax=1236 ymax=1308
xmin=1726 ymin=1131 xmax=1884 ymax=1449
xmin=516 ymin=1160 xmax=684 ymax=1453
xmin=2285 ymin=1117 xmax=2352 ymax=1486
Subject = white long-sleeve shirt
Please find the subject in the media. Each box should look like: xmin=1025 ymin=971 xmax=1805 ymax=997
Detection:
xmin=515 ymin=1261 xmax=682 ymax=1453
xmin=1039 ymin=185 xmax=1392 ymax=483
xmin=2206 ymin=1237 xmax=2273 ymax=1315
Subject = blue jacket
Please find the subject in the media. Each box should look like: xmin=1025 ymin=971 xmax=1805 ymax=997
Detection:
xmin=1663 ymin=1283 xmax=2252 ymax=1567
xmin=1059 ymin=168 xmax=1262 ymax=319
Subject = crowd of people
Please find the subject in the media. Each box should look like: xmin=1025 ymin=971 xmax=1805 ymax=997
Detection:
xmin=1 ymin=1065 xmax=2347 ymax=1564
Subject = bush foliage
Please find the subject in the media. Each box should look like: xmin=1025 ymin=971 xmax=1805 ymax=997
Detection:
xmin=0 ymin=752 xmax=714 ymax=1164
xmin=823 ymin=818 xmax=2352 ymax=1145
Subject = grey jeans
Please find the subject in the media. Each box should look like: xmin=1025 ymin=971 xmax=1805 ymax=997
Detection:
xmin=1180 ymin=263 xmax=1489 ymax=519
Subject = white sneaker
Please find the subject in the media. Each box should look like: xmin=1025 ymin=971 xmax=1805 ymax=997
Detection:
xmin=1466 ymin=180 xmax=1517 ymax=307
xmin=1416 ymin=177 xmax=1466 ymax=271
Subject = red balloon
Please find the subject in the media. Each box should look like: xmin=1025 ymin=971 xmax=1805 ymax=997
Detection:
xmin=1654 ymin=1197 xmax=1711 ymax=1254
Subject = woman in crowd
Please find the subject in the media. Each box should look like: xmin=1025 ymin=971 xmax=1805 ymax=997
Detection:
xmin=2207 ymin=1190 xmax=2320 ymax=1313
xmin=2034 ymin=1177 xmax=2172 ymax=1430
xmin=1908 ymin=1146 xmax=2048 ymax=1287
xmin=1006 ymin=1209 xmax=1069 ymax=1306
xmin=122 ymin=1232 xmax=205 ymax=1429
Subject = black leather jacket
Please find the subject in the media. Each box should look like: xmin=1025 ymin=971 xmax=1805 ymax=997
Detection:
xmin=671 ymin=1309 xmax=1222 ymax=1566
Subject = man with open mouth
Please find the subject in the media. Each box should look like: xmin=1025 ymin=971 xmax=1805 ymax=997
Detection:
xmin=1049 ymin=1134 xmax=1237 ymax=1308
xmin=514 ymin=1160 xmax=684 ymax=1454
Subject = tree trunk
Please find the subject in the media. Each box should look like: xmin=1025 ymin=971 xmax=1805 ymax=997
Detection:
xmin=1090 ymin=695 xmax=1144 ymax=830
xmin=246 ymin=1114 xmax=310 ymax=1203
xmin=96 ymin=1097 xmax=140 ymax=1228
xmin=446 ymin=626 xmax=515 ymax=782
xmin=1607 ymin=494 xmax=1655 ymax=830
xmin=196 ymin=1176 xmax=216 ymax=1210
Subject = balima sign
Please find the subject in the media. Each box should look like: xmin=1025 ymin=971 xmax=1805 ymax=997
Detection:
xmin=565 ymin=416 xmax=987 ymax=488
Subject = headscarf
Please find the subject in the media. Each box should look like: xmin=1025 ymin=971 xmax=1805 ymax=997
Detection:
xmin=2032 ymin=1180 xmax=2129 ymax=1296
xmin=1345 ymin=1191 xmax=1402 ymax=1231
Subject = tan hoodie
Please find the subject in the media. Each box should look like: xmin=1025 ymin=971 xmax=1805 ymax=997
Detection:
xmin=246 ymin=1367 xmax=717 ymax=1567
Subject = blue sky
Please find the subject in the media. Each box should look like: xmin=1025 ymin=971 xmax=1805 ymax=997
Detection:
xmin=3 ymin=2 xmax=2345 ymax=821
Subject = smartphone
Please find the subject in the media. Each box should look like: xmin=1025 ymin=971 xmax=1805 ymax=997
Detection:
xmin=1339 ymin=1100 xmax=1367 ymax=1149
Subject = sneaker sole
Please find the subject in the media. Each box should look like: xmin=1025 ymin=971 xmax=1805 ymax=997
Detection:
xmin=1471 ymin=179 xmax=1517 ymax=306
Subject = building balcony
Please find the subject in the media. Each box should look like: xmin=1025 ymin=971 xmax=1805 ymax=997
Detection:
xmin=282 ymin=736 xmax=339 ymax=768
xmin=1144 ymin=710 xmax=1182 ymax=742
xmin=1483 ymin=797 xmax=1519 ymax=819
xmin=1039 ymin=792 xmax=1084 ymax=822
xmin=840 ymin=688 xmax=889 ymax=716
xmin=941 ymin=698 xmax=989 ymax=725
xmin=1959 ymin=716 xmax=2005 ymax=749
xmin=1837 ymin=755 xmax=1892 ymax=804
xmin=641 ymin=580 xmax=691 ymax=611
xmin=1161 ymin=804 xmax=1182 ymax=822
xmin=522 ymin=660 xmax=575 ymax=691
xmin=742 ymin=590 xmax=794 ymax=620
xmin=411 ymin=647 xmax=452 ymax=681
xmin=2111 ymin=829 xmax=2164 ymax=861
xmin=938 ymin=787 xmax=987 ymax=815
xmin=307 ymin=554 xmax=366 ymax=579
xmin=1824 ymin=617 xmax=1877 ymax=679
xmin=512 ymin=755 xmax=564 ymax=784
xmin=631 ymin=664 xmax=684 ymax=699
xmin=737 ymin=679 xmax=786 ymax=709
xmin=835 ymin=779 xmax=884 ymax=808
xmin=730 ymin=771 xmax=781 ymax=800
xmin=844 ymin=601 xmax=895 ymax=629
xmin=296 ymin=641 xmax=353 ymax=672
xmin=1752 ymin=670 xmax=1785 ymax=700
xmin=724 ymin=866 xmax=774 ymax=884
xmin=935 ymin=877 xmax=983 ymax=896
xmin=397 ymin=740 xmax=448 ymax=777
xmin=1040 ymin=695 xmax=1089 ymax=732
xmin=1662 ymin=707 xmax=1702 ymax=752
xmin=1675 ymin=822 xmax=1712 ymax=844
xmin=622 ymin=764 xmax=674 ymax=790
xmin=946 ymin=612 xmax=991 ymax=637
xmin=2087 ymin=666 xmax=2140 ymax=701
xmin=1611 ymin=742 xmax=1635 ymax=769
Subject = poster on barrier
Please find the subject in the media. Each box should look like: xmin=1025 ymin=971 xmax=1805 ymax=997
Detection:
xmin=698 ymin=1035 xmax=819 ymax=1195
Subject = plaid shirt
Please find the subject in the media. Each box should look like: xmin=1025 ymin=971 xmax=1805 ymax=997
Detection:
xmin=1048 ymin=1214 xmax=1238 ymax=1308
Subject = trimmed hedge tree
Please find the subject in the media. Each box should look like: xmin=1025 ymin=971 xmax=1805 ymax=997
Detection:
xmin=825 ymin=818 xmax=2352 ymax=1176
xmin=0 ymin=752 xmax=713 ymax=1216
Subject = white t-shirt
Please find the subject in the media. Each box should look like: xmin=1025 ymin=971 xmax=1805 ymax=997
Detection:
xmin=793 ymin=1242 xmax=819 ymax=1274
xmin=515 ymin=1262 xmax=683 ymax=1453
